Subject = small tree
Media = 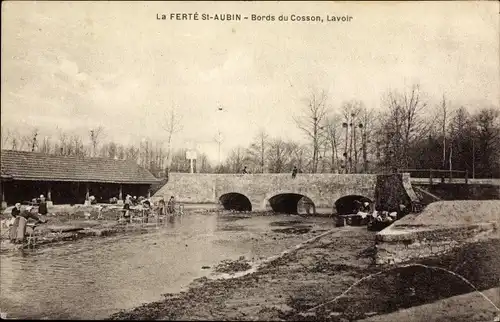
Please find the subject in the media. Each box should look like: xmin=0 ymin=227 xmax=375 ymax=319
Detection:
xmin=246 ymin=129 xmax=268 ymax=173
xmin=90 ymin=126 xmax=104 ymax=157
xmin=293 ymin=90 xmax=329 ymax=173
xmin=162 ymin=106 xmax=183 ymax=175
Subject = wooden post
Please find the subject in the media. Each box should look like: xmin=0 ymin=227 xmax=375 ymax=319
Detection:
xmin=147 ymin=190 xmax=151 ymax=199
xmin=465 ymin=170 xmax=469 ymax=184
xmin=85 ymin=183 xmax=90 ymax=201
xmin=47 ymin=183 xmax=52 ymax=201
xmin=119 ymin=184 xmax=123 ymax=201
xmin=1 ymin=183 xmax=6 ymax=209
xmin=429 ymin=169 xmax=433 ymax=185
xmin=46 ymin=182 xmax=53 ymax=207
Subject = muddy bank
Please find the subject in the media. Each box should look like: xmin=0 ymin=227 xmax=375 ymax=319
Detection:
xmin=109 ymin=228 xmax=500 ymax=321
xmin=0 ymin=221 xmax=162 ymax=252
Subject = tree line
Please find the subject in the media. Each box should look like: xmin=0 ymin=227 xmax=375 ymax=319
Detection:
xmin=2 ymin=83 xmax=499 ymax=178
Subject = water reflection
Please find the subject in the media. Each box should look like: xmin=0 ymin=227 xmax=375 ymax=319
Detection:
xmin=0 ymin=214 xmax=333 ymax=319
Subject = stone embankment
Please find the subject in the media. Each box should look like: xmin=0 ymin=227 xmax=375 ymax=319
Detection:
xmin=375 ymin=200 xmax=500 ymax=265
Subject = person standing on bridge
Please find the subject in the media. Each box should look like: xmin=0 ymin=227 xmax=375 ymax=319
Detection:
xmin=292 ymin=166 xmax=298 ymax=179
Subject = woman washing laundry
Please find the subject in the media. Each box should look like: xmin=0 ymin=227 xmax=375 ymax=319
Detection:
xmin=9 ymin=203 xmax=47 ymax=244
xmin=167 ymin=196 xmax=176 ymax=215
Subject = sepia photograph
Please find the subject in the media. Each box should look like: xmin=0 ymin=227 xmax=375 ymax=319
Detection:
xmin=1 ymin=1 xmax=499 ymax=321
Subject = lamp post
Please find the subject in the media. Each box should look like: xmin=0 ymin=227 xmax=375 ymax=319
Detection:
xmin=472 ymin=137 xmax=475 ymax=179
xmin=472 ymin=125 xmax=481 ymax=179
xmin=353 ymin=122 xmax=363 ymax=173
xmin=349 ymin=115 xmax=354 ymax=173
xmin=215 ymin=131 xmax=223 ymax=165
xmin=215 ymin=104 xmax=224 ymax=168
xmin=342 ymin=121 xmax=348 ymax=174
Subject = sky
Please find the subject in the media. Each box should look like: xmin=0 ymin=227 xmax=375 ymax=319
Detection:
xmin=1 ymin=1 xmax=499 ymax=163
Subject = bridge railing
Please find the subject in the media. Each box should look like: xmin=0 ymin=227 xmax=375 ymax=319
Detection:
xmin=397 ymin=168 xmax=469 ymax=185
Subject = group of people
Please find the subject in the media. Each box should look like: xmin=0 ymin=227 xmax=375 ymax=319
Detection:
xmin=118 ymin=195 xmax=179 ymax=223
xmin=157 ymin=196 xmax=178 ymax=215
xmin=349 ymin=200 xmax=409 ymax=228
xmin=6 ymin=195 xmax=49 ymax=244
xmin=4 ymin=193 xmax=182 ymax=243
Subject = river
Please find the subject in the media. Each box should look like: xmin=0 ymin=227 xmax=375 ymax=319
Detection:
xmin=0 ymin=213 xmax=334 ymax=319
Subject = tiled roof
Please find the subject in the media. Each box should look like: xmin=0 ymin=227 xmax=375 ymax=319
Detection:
xmin=1 ymin=150 xmax=159 ymax=184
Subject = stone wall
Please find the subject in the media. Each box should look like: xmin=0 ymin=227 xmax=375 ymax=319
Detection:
xmin=375 ymin=223 xmax=499 ymax=265
xmin=153 ymin=173 xmax=218 ymax=203
xmin=375 ymin=200 xmax=500 ymax=265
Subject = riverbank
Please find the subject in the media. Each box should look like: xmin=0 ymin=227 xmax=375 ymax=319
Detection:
xmin=0 ymin=220 xmax=166 ymax=252
xmin=0 ymin=203 xmax=335 ymax=252
xmin=109 ymin=227 xmax=500 ymax=321
xmin=0 ymin=205 xmax=160 ymax=251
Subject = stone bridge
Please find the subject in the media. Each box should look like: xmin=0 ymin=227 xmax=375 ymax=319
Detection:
xmin=153 ymin=173 xmax=389 ymax=214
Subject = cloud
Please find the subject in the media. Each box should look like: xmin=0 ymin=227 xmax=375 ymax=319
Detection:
xmin=1 ymin=1 xmax=498 ymax=160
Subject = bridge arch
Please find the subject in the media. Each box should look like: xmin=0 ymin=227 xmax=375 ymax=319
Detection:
xmin=334 ymin=195 xmax=373 ymax=215
xmin=264 ymin=191 xmax=318 ymax=215
xmin=218 ymin=192 xmax=252 ymax=212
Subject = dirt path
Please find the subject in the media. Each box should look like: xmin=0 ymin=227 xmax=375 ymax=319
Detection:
xmin=109 ymin=227 xmax=500 ymax=321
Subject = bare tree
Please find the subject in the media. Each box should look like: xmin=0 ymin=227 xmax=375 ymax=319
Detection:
xmin=294 ymin=90 xmax=329 ymax=173
xmin=435 ymin=94 xmax=455 ymax=170
xmin=125 ymin=146 xmax=140 ymax=162
xmin=32 ymin=131 xmax=38 ymax=152
xmin=90 ymin=126 xmax=104 ymax=157
xmin=70 ymin=134 xmax=86 ymax=157
xmin=379 ymin=84 xmax=429 ymax=170
xmin=170 ymin=148 xmax=190 ymax=172
xmin=117 ymin=144 xmax=125 ymax=160
xmin=10 ymin=135 xmax=19 ymax=150
xmin=267 ymin=138 xmax=294 ymax=173
xmin=1 ymin=128 xmax=12 ymax=149
xmin=39 ymin=136 xmax=52 ymax=154
xmin=340 ymin=100 xmax=363 ymax=173
xmin=1 ymin=128 xmax=23 ymax=151
xmin=225 ymin=146 xmax=248 ymax=173
xmin=246 ymin=129 xmax=268 ymax=173
xmin=161 ymin=106 xmax=183 ymax=174
xmin=359 ymin=107 xmax=375 ymax=173
xmin=19 ymin=128 xmax=39 ymax=152
xmin=324 ymin=115 xmax=342 ymax=173
xmin=101 ymin=142 xmax=118 ymax=159
xmin=474 ymin=107 xmax=500 ymax=178
xmin=57 ymin=130 xmax=68 ymax=155
xmin=197 ymin=152 xmax=213 ymax=173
